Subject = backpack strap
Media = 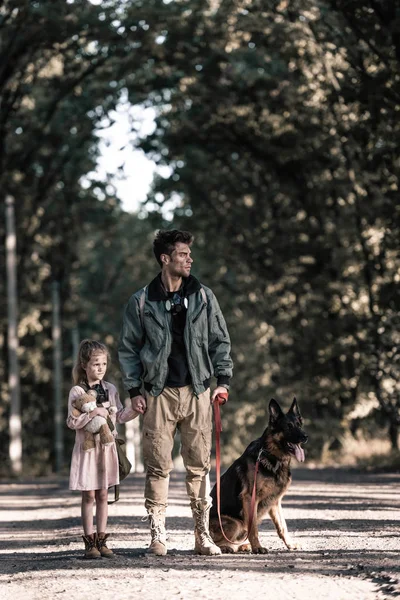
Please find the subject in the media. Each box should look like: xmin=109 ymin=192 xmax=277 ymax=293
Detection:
xmin=200 ymin=286 xmax=208 ymax=305
xmin=78 ymin=381 xmax=90 ymax=393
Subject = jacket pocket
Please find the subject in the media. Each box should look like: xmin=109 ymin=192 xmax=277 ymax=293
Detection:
xmin=145 ymin=310 xmax=164 ymax=330
xmin=195 ymin=338 xmax=213 ymax=379
xmin=143 ymin=310 xmax=165 ymax=353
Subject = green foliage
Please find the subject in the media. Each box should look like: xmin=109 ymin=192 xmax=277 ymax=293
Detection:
xmin=0 ymin=0 xmax=161 ymax=472
xmin=132 ymin=0 xmax=400 ymax=457
xmin=1 ymin=0 xmax=399 ymax=472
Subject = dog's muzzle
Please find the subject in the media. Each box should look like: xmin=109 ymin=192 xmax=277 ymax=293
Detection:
xmin=287 ymin=441 xmax=306 ymax=462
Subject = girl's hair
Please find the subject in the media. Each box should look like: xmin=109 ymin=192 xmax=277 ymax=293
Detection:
xmin=72 ymin=339 xmax=110 ymax=384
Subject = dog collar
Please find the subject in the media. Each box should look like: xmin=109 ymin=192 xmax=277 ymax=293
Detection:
xmin=257 ymin=448 xmax=281 ymax=473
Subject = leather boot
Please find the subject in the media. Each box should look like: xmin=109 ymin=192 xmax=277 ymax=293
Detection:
xmin=97 ymin=532 xmax=114 ymax=558
xmin=147 ymin=508 xmax=167 ymax=556
xmin=192 ymin=500 xmax=222 ymax=556
xmin=82 ymin=533 xmax=101 ymax=559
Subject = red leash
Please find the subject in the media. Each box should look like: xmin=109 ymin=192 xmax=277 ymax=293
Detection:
xmin=213 ymin=393 xmax=259 ymax=546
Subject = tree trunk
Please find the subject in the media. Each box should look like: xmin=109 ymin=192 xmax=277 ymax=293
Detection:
xmin=388 ymin=420 xmax=399 ymax=451
xmin=5 ymin=195 xmax=22 ymax=474
xmin=52 ymin=281 xmax=63 ymax=472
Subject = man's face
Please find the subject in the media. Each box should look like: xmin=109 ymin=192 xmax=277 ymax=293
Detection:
xmin=162 ymin=242 xmax=193 ymax=277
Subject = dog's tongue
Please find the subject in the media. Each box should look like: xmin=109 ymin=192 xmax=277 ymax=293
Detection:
xmin=294 ymin=444 xmax=305 ymax=462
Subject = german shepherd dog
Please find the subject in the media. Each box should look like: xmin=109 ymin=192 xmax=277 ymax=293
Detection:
xmin=209 ymin=398 xmax=308 ymax=554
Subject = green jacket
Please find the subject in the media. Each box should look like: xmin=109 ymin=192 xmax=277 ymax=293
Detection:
xmin=118 ymin=274 xmax=233 ymax=397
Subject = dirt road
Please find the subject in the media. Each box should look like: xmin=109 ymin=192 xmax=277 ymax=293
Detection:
xmin=1 ymin=467 xmax=399 ymax=600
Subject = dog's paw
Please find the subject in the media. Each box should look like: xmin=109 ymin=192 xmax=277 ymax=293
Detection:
xmin=238 ymin=543 xmax=252 ymax=553
xmin=252 ymin=546 xmax=268 ymax=554
xmin=220 ymin=546 xmax=236 ymax=554
xmin=286 ymin=540 xmax=302 ymax=551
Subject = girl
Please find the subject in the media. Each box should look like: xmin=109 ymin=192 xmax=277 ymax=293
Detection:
xmin=67 ymin=339 xmax=137 ymax=559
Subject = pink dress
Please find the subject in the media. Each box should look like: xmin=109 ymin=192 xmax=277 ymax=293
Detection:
xmin=67 ymin=381 xmax=137 ymax=491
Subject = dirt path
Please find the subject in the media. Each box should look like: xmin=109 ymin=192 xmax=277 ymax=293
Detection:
xmin=1 ymin=467 xmax=399 ymax=600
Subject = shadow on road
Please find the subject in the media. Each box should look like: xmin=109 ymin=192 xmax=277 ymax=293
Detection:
xmin=1 ymin=467 xmax=400 ymax=599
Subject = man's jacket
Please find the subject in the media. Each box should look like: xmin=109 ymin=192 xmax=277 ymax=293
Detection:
xmin=118 ymin=274 xmax=233 ymax=397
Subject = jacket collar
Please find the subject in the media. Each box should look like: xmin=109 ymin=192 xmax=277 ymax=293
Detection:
xmin=147 ymin=273 xmax=201 ymax=302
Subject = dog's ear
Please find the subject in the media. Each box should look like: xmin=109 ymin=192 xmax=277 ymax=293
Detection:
xmin=288 ymin=397 xmax=302 ymax=420
xmin=269 ymin=399 xmax=283 ymax=423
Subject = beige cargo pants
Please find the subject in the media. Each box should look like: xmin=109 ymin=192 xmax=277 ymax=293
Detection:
xmin=142 ymin=386 xmax=212 ymax=510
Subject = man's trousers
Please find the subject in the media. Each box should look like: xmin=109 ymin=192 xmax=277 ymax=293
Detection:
xmin=142 ymin=386 xmax=212 ymax=510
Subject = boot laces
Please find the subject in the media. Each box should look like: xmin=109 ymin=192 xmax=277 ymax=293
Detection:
xmin=84 ymin=535 xmax=96 ymax=550
xmin=194 ymin=508 xmax=213 ymax=544
xmin=148 ymin=514 xmax=165 ymax=542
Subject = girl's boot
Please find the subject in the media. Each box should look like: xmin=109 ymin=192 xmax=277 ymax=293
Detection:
xmin=82 ymin=533 xmax=101 ymax=559
xmin=97 ymin=532 xmax=114 ymax=558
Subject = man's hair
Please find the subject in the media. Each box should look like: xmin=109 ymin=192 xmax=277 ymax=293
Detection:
xmin=153 ymin=229 xmax=194 ymax=267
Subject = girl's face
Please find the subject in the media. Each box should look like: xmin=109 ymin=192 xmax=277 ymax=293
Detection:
xmin=83 ymin=352 xmax=107 ymax=384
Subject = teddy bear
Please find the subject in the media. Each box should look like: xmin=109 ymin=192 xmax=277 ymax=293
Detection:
xmin=72 ymin=389 xmax=117 ymax=451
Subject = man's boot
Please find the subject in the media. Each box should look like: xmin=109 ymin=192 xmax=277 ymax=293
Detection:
xmin=192 ymin=500 xmax=222 ymax=556
xmin=82 ymin=533 xmax=101 ymax=559
xmin=147 ymin=507 xmax=167 ymax=556
xmin=97 ymin=532 xmax=114 ymax=558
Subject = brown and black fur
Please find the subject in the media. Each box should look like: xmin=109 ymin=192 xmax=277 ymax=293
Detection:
xmin=209 ymin=398 xmax=308 ymax=554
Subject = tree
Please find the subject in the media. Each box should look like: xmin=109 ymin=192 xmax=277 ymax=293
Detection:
xmin=0 ymin=0 xmax=160 ymax=472
xmin=130 ymin=0 xmax=400 ymax=456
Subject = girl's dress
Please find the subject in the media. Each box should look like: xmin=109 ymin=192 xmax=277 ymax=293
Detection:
xmin=67 ymin=380 xmax=137 ymax=491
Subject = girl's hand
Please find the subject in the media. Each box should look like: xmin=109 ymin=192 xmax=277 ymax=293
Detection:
xmin=91 ymin=407 xmax=109 ymax=418
xmin=131 ymin=395 xmax=147 ymax=414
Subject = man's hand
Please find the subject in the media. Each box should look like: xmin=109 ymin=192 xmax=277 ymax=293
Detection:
xmin=211 ymin=386 xmax=229 ymax=404
xmin=131 ymin=394 xmax=147 ymax=414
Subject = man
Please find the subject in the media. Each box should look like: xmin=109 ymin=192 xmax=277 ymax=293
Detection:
xmin=119 ymin=229 xmax=233 ymax=556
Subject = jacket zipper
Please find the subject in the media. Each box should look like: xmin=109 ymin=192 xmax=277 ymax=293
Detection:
xmin=184 ymin=315 xmax=198 ymax=397
xmin=145 ymin=310 xmax=165 ymax=330
xmin=192 ymin=303 xmax=206 ymax=324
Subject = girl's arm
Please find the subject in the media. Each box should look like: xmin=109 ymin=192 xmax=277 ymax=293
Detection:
xmin=66 ymin=386 xmax=94 ymax=430
xmin=112 ymin=385 xmax=138 ymax=424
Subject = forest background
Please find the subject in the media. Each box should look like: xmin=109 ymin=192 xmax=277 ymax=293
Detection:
xmin=1 ymin=0 xmax=399 ymax=476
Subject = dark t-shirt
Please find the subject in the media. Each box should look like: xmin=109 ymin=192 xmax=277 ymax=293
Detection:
xmin=165 ymin=291 xmax=192 ymax=388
